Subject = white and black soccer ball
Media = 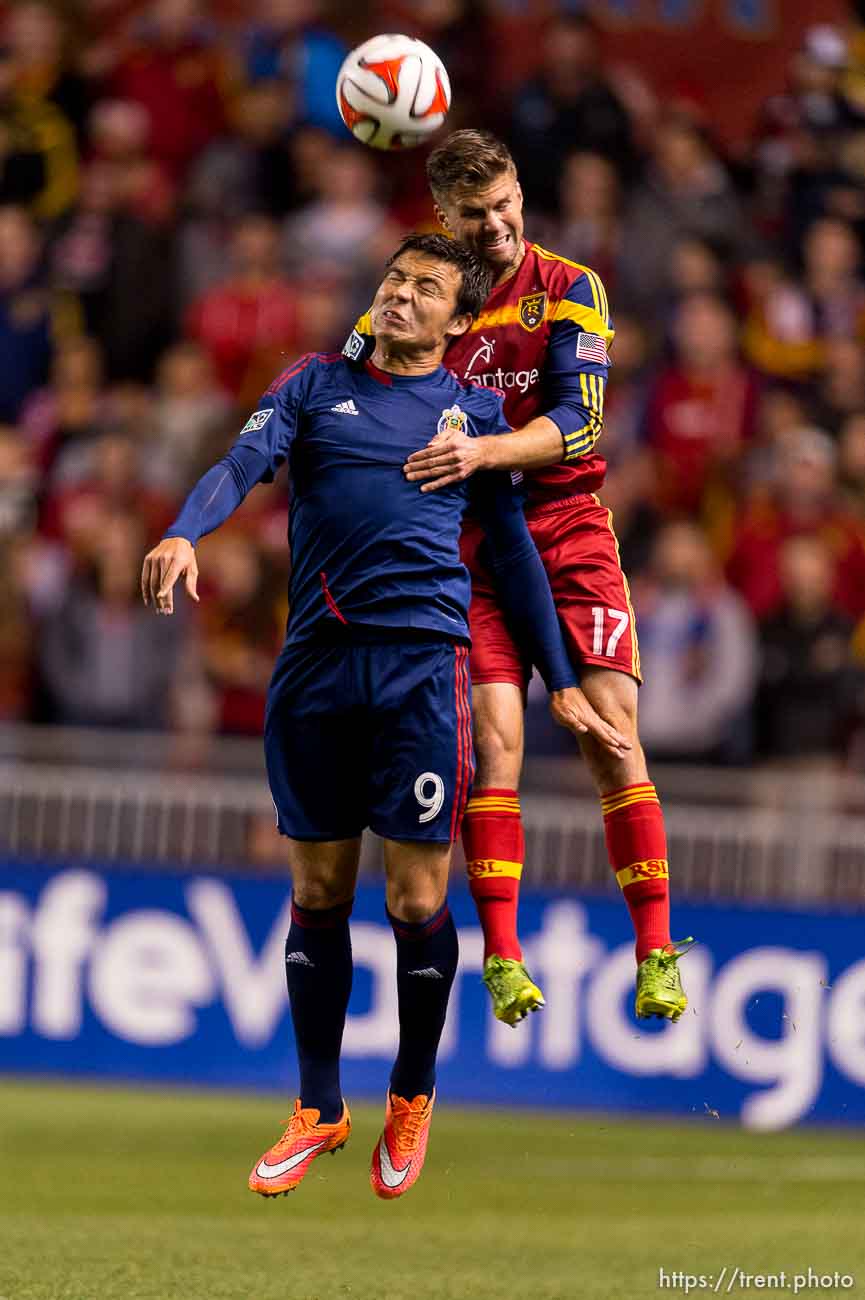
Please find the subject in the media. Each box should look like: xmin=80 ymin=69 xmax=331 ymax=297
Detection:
xmin=336 ymin=34 xmax=451 ymax=151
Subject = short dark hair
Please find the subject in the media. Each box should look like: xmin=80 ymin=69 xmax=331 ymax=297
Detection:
xmin=426 ymin=130 xmax=516 ymax=205
xmin=385 ymin=233 xmax=493 ymax=318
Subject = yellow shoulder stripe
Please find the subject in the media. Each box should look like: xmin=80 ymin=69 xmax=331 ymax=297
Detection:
xmin=533 ymin=244 xmax=611 ymax=325
xmin=356 ymin=311 xmax=372 ymax=334
xmin=470 ymin=294 xmax=614 ymax=341
xmin=552 ymin=299 xmax=614 ymax=343
xmin=471 ymin=304 xmax=527 ymax=331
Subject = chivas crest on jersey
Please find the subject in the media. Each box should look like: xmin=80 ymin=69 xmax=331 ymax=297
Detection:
xmin=437 ymin=404 xmax=467 ymax=435
xmin=517 ymin=291 xmax=547 ymax=332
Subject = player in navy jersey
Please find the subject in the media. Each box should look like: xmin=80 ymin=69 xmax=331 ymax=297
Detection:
xmin=142 ymin=234 xmax=626 ymax=1202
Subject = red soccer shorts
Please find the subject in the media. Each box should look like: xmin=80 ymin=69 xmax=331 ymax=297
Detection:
xmin=463 ymin=493 xmax=642 ymax=688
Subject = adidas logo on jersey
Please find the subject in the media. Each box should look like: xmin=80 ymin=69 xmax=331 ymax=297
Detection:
xmin=407 ymin=966 xmax=444 ymax=979
xmin=331 ymin=399 xmax=359 ymax=415
xmin=285 ymin=951 xmax=315 ymax=967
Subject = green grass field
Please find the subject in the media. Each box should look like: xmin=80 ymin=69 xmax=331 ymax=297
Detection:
xmin=1 ymin=1080 xmax=864 ymax=1300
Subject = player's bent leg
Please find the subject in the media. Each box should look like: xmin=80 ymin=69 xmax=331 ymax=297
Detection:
xmin=465 ymin=683 xmax=524 ymax=963
xmin=463 ymin=682 xmax=544 ymax=1025
xmin=369 ymin=839 xmax=454 ymax=1200
xmin=578 ymin=667 xmax=692 ymax=1022
xmin=249 ymin=838 xmax=359 ymax=1198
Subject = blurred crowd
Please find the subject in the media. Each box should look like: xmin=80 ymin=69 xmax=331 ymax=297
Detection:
xmin=3 ymin=0 xmax=865 ymax=769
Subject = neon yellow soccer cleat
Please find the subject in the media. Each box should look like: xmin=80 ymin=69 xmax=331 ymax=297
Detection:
xmin=482 ymin=955 xmax=545 ymax=1027
xmin=635 ymin=938 xmax=696 ymax=1022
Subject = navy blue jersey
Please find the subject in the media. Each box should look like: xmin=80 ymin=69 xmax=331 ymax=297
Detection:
xmin=188 ymin=353 xmax=510 ymax=644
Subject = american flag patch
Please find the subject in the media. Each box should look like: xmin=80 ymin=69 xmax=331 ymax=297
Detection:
xmin=575 ymin=333 xmax=608 ymax=365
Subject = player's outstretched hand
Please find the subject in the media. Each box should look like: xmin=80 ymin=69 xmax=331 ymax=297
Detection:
xmin=141 ymin=537 xmax=199 ymax=616
xmin=403 ymin=431 xmax=486 ymax=492
xmin=549 ymin=687 xmax=632 ymax=758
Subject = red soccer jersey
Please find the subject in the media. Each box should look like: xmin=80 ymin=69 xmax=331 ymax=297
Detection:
xmin=443 ymin=241 xmax=613 ymax=504
xmin=350 ymin=240 xmax=613 ymax=506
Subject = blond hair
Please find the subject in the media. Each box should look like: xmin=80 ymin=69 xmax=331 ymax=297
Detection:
xmin=426 ymin=130 xmax=516 ymax=205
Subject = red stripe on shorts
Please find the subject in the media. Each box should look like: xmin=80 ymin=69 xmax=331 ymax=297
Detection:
xmin=460 ymin=647 xmax=474 ymax=823
xmin=451 ymin=645 xmax=472 ymax=840
xmin=450 ymin=646 xmax=466 ymax=840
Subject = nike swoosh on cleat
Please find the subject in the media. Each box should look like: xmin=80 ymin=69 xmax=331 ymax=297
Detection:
xmin=255 ymin=1141 xmax=325 ymax=1179
xmin=378 ymin=1137 xmax=410 ymax=1189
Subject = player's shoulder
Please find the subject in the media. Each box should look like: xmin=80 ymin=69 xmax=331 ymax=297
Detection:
xmin=527 ymin=240 xmax=602 ymax=289
xmin=526 ymin=241 xmax=609 ymax=313
xmin=264 ymin=351 xmax=346 ymax=396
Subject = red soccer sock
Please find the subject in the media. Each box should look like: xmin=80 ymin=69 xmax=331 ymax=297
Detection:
xmin=462 ymin=788 xmax=524 ymax=962
xmin=601 ymin=782 xmax=672 ymax=963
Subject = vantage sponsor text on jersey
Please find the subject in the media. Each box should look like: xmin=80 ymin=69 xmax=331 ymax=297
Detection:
xmin=466 ymin=366 xmax=540 ymax=395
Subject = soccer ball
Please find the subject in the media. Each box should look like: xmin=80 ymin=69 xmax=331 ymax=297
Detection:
xmin=336 ymin=34 xmax=451 ymax=151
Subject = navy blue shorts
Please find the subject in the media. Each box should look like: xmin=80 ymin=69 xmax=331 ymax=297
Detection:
xmin=264 ymin=633 xmax=474 ymax=843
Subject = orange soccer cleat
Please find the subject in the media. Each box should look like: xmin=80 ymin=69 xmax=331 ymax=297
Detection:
xmin=369 ymin=1090 xmax=435 ymax=1200
xmin=248 ymin=1098 xmax=351 ymax=1197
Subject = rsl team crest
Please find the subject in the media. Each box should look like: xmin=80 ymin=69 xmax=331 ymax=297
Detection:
xmin=437 ymin=404 xmax=468 ymax=435
xmin=517 ymin=291 xmax=547 ymax=332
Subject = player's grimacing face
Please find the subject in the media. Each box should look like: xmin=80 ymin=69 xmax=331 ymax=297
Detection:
xmin=371 ymin=251 xmax=470 ymax=350
xmin=436 ymin=171 xmax=524 ymax=273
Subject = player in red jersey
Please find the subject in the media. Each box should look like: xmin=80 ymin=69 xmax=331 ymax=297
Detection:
xmin=401 ymin=131 xmax=693 ymax=1025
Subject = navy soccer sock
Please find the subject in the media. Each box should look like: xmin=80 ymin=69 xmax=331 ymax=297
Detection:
xmin=388 ymin=900 xmax=459 ymax=1101
xmin=284 ymin=898 xmax=353 ymax=1124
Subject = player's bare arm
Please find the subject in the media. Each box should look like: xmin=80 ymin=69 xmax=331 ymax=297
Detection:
xmin=403 ymin=414 xmax=565 ymax=490
xmin=141 ymin=537 xmax=199 ymax=616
